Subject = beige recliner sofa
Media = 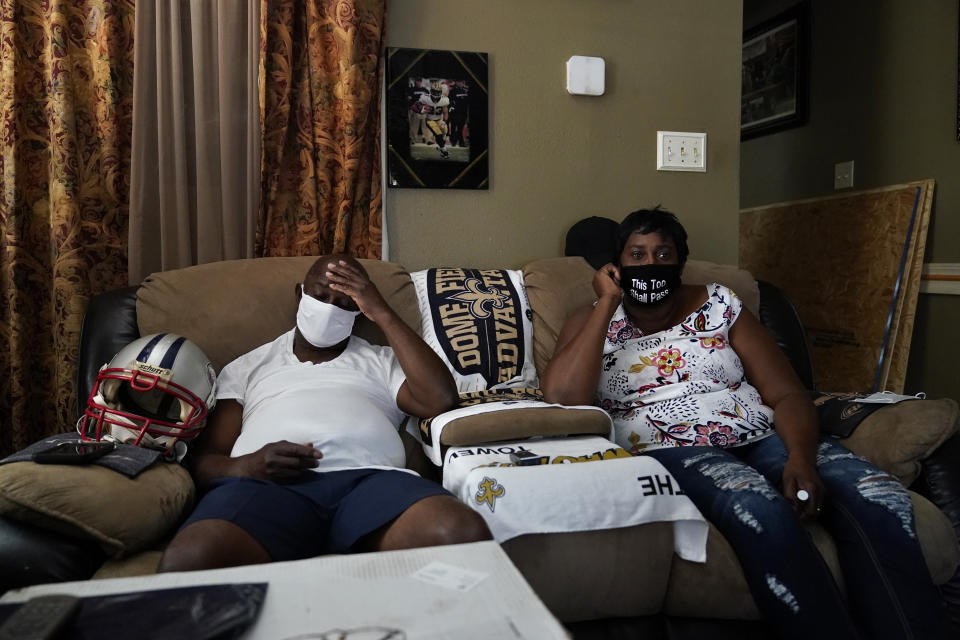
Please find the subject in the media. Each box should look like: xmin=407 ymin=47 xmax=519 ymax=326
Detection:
xmin=2 ymin=255 xmax=958 ymax=635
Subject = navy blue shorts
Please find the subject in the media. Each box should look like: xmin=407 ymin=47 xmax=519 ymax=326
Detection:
xmin=181 ymin=468 xmax=450 ymax=561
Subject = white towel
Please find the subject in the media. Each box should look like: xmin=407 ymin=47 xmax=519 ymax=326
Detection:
xmin=443 ymin=435 xmax=708 ymax=562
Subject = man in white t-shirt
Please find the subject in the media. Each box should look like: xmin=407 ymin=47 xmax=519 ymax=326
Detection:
xmin=158 ymin=255 xmax=491 ymax=571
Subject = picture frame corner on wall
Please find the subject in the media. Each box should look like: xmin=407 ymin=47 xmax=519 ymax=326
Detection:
xmin=385 ymin=47 xmax=489 ymax=190
xmin=740 ymin=0 xmax=811 ymax=141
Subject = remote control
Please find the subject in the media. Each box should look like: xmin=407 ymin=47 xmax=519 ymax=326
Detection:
xmin=0 ymin=594 xmax=80 ymax=640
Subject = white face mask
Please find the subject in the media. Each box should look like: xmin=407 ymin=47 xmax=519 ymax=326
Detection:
xmin=296 ymin=284 xmax=359 ymax=348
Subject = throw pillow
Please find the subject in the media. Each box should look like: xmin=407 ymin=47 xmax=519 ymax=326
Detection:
xmin=815 ymin=394 xmax=959 ymax=486
xmin=0 ymin=461 xmax=195 ymax=557
xmin=411 ymin=268 xmax=538 ymax=391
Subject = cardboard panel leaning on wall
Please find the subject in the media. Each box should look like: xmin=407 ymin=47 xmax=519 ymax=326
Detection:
xmin=740 ymin=1 xmax=960 ymax=401
xmin=740 ymin=180 xmax=933 ymax=393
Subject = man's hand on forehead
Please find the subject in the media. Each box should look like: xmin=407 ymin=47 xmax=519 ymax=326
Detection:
xmin=326 ymin=258 xmax=362 ymax=277
xmin=325 ymin=259 xmax=368 ymax=290
xmin=325 ymin=259 xmax=389 ymax=320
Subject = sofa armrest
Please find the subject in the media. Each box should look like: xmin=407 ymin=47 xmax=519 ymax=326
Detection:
xmin=913 ymin=432 xmax=960 ymax=631
xmin=0 ymin=516 xmax=105 ymax=593
xmin=913 ymin=432 xmax=960 ymax=532
xmin=76 ymin=286 xmax=140 ymax=413
xmin=756 ymin=280 xmax=814 ymax=390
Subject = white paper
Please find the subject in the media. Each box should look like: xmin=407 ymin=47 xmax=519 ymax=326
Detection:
xmin=855 ymin=391 xmax=925 ymax=404
xmin=411 ymin=561 xmax=488 ymax=591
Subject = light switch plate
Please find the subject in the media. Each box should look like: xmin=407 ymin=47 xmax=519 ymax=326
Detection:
xmin=834 ymin=160 xmax=854 ymax=189
xmin=657 ymin=131 xmax=706 ymax=172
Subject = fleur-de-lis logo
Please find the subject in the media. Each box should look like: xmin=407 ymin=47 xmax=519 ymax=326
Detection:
xmin=449 ymin=278 xmax=510 ymax=318
xmin=841 ymin=403 xmax=863 ymax=420
xmin=474 ymin=476 xmax=505 ymax=512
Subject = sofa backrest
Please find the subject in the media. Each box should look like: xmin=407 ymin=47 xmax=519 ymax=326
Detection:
xmin=135 ymin=255 xmax=760 ymax=379
xmin=78 ymin=255 xmax=776 ymax=426
xmin=136 ymin=257 xmax=418 ymax=373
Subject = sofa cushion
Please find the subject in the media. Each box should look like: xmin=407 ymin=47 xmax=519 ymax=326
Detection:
xmin=503 ymin=523 xmax=676 ymax=622
xmin=682 ymin=261 xmax=760 ymax=315
xmin=522 ymin=257 xmax=760 ymax=378
xmin=663 ymin=519 xmax=844 ymax=620
xmin=832 ymin=398 xmax=959 ymax=486
xmin=913 ymin=490 xmax=960 ymax=584
xmin=0 ymin=461 xmax=194 ymax=558
xmin=522 ymin=258 xmax=598 ymax=378
xmin=663 ymin=489 xmax=959 ymax=619
xmin=92 ymin=550 xmax=163 ymax=580
xmin=663 ymin=522 xmax=762 ymax=620
xmin=137 ymin=257 xmax=418 ymax=372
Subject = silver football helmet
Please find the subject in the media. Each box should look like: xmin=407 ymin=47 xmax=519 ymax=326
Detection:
xmin=78 ymin=333 xmax=217 ymax=460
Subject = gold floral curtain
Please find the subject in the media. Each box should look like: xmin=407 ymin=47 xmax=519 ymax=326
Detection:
xmin=0 ymin=0 xmax=134 ymax=457
xmin=258 ymin=0 xmax=385 ymax=258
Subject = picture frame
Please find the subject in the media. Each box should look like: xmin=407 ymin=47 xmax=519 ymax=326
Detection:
xmin=741 ymin=1 xmax=810 ymax=140
xmin=385 ymin=47 xmax=489 ymax=189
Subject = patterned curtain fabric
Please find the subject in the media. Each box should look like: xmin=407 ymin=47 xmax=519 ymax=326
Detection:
xmin=0 ymin=0 xmax=134 ymax=457
xmin=258 ymin=0 xmax=385 ymax=259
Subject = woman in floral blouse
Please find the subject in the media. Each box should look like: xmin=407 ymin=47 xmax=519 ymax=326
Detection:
xmin=542 ymin=208 xmax=946 ymax=640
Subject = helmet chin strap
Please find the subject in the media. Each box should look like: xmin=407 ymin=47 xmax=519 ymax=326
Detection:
xmin=171 ymin=439 xmax=189 ymax=463
xmin=77 ymin=389 xmax=124 ymax=440
xmin=108 ymin=424 xmax=186 ymax=461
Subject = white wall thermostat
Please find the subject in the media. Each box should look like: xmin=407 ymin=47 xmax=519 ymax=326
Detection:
xmin=566 ymin=56 xmax=605 ymax=96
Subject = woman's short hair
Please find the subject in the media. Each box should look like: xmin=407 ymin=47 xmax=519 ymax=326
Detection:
xmin=617 ymin=207 xmax=689 ymax=265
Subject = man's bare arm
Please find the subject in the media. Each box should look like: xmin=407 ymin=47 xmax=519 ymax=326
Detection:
xmin=325 ymin=260 xmax=457 ymax=418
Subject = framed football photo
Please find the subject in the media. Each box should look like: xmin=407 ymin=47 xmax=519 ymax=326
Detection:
xmin=385 ymin=47 xmax=489 ymax=189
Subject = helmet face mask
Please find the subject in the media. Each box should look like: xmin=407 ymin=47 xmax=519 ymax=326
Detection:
xmin=79 ymin=334 xmax=217 ymax=458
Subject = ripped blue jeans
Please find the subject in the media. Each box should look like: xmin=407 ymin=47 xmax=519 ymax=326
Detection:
xmin=647 ymin=434 xmax=946 ymax=640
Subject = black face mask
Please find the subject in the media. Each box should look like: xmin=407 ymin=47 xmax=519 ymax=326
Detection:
xmin=619 ymin=264 xmax=682 ymax=306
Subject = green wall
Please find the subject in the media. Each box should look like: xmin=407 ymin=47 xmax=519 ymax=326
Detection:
xmin=741 ymin=0 xmax=960 ymax=400
xmin=384 ymin=0 xmax=745 ymax=271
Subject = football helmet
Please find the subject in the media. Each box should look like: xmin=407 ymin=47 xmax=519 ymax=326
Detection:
xmin=430 ymin=80 xmax=443 ymax=102
xmin=78 ymin=333 xmax=217 ymax=460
